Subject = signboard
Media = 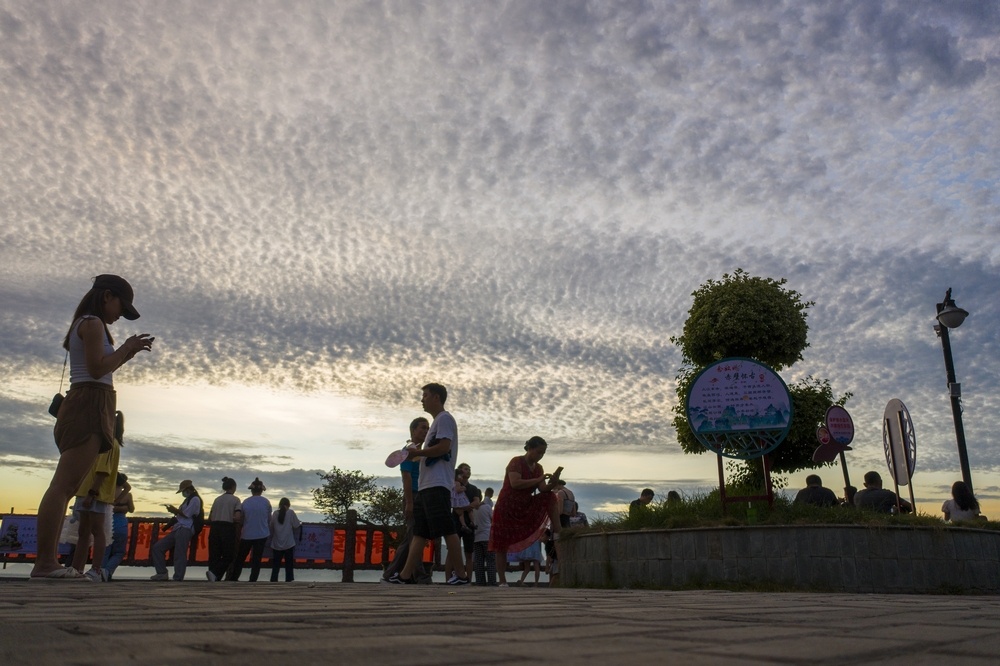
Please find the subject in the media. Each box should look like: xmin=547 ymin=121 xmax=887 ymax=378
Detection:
xmin=825 ymin=406 xmax=855 ymax=445
xmin=685 ymin=357 xmax=793 ymax=460
xmin=0 ymin=515 xmax=34 ymax=554
xmin=882 ymin=398 xmax=916 ymax=485
xmin=812 ymin=406 xmax=854 ymax=463
xmin=295 ymin=524 xmax=336 ymax=560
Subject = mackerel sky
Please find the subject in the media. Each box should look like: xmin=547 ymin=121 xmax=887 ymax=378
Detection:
xmin=1 ymin=1 xmax=998 ymax=519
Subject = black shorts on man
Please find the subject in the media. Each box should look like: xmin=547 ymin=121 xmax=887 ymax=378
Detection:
xmin=413 ymin=487 xmax=456 ymax=539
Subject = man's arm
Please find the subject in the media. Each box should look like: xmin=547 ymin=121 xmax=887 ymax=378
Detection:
xmin=411 ymin=437 xmax=452 ymax=459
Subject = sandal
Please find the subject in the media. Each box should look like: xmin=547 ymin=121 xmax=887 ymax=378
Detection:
xmin=30 ymin=567 xmax=87 ymax=581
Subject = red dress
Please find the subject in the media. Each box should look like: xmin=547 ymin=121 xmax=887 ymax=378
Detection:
xmin=488 ymin=456 xmax=555 ymax=553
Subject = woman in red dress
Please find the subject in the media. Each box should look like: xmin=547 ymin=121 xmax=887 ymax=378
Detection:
xmin=489 ymin=436 xmax=563 ymax=586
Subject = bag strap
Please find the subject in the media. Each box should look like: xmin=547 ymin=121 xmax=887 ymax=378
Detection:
xmin=58 ymin=350 xmax=68 ymax=393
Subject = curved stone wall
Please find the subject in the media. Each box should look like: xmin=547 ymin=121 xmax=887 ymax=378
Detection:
xmin=558 ymin=525 xmax=1000 ymax=593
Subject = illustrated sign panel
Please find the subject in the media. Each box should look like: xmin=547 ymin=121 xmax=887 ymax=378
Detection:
xmin=294 ymin=524 xmax=336 ymax=560
xmin=813 ymin=406 xmax=854 ymax=463
xmin=685 ymin=357 xmax=793 ymax=460
xmin=0 ymin=515 xmax=35 ymax=554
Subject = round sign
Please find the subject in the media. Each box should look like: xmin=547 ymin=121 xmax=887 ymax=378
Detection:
xmin=882 ymin=398 xmax=916 ymax=485
xmin=825 ymin=406 xmax=854 ymax=446
xmin=685 ymin=357 xmax=793 ymax=460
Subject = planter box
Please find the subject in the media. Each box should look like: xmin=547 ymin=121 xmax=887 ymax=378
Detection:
xmin=558 ymin=525 xmax=1000 ymax=593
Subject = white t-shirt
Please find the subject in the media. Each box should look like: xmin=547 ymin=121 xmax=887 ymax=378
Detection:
xmin=269 ymin=509 xmax=302 ymax=551
xmin=209 ymin=493 xmax=242 ymax=523
xmin=474 ymin=502 xmax=492 ymax=542
xmin=418 ymin=410 xmax=458 ymax=491
xmin=174 ymin=495 xmax=201 ymax=531
xmin=240 ymin=495 xmax=273 ymax=540
xmin=942 ymin=499 xmax=979 ymax=522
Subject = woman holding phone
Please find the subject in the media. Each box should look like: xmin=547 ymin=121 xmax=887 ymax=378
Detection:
xmin=30 ymin=274 xmax=153 ymax=580
xmin=488 ymin=436 xmax=563 ymax=587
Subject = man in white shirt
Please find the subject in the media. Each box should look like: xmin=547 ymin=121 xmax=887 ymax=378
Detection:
xmin=389 ymin=383 xmax=466 ymax=585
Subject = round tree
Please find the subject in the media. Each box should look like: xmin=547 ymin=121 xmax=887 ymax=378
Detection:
xmin=674 ymin=269 xmax=811 ymax=370
xmin=671 ymin=270 xmax=849 ymax=486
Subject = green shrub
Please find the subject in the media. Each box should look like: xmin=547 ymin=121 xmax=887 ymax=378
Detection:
xmin=579 ymin=491 xmax=1000 ymax=532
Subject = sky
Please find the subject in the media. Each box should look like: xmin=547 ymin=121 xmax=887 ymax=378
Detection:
xmin=1 ymin=1 xmax=998 ymax=523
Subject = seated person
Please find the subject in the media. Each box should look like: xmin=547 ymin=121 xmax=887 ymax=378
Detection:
xmin=942 ymin=481 xmax=980 ymax=523
xmin=854 ymin=471 xmax=912 ymax=514
xmin=793 ymin=474 xmax=838 ymax=508
xmin=629 ymin=488 xmax=654 ymax=519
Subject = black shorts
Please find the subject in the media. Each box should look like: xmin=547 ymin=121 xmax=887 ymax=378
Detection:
xmin=453 ymin=513 xmax=475 ymax=552
xmin=413 ymin=487 xmax=456 ymax=540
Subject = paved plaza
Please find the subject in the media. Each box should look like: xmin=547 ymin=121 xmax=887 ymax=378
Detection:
xmin=1 ymin=579 xmax=998 ymax=665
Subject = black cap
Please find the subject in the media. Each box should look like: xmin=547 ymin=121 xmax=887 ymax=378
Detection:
xmin=93 ymin=274 xmax=140 ymax=320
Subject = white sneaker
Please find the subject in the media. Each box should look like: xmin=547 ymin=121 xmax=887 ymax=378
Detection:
xmin=83 ymin=569 xmax=102 ymax=582
xmin=206 ymin=571 xmax=217 ymax=582
xmin=149 ymin=573 xmax=170 ymax=581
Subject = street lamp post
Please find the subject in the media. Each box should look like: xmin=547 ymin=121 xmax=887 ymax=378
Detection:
xmin=934 ymin=288 xmax=972 ymax=494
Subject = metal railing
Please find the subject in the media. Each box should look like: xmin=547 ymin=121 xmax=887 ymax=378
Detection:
xmin=1 ymin=510 xmax=433 ymax=582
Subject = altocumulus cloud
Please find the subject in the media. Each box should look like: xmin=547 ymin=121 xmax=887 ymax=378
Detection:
xmin=1 ymin=1 xmax=998 ymax=505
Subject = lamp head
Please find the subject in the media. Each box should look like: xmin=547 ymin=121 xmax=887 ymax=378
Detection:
xmin=936 ymin=289 xmax=969 ymax=329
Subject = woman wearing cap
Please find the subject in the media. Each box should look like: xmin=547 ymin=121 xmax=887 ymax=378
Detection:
xmin=151 ymin=480 xmax=202 ymax=581
xmin=30 ymin=275 xmax=154 ymax=580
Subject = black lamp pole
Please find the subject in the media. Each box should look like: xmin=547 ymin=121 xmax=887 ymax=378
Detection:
xmin=934 ymin=288 xmax=973 ymax=495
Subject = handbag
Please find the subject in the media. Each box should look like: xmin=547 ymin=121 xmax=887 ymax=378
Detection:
xmin=48 ymin=351 xmax=68 ymax=418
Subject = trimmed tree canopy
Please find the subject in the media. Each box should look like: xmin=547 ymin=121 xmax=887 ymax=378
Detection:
xmin=673 ymin=269 xmax=811 ymax=371
xmin=672 ymin=270 xmax=849 ymax=484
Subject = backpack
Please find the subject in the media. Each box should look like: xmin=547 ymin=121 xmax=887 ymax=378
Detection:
xmin=190 ymin=494 xmax=205 ymax=536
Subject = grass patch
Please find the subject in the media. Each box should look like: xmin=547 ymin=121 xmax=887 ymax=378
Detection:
xmin=578 ymin=490 xmax=1000 ymax=533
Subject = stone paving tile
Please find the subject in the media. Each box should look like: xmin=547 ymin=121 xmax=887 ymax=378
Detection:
xmin=2 ymin=580 xmax=999 ymax=665
xmin=695 ymin=635 xmax=914 ymax=663
xmin=870 ymin=656 xmax=996 ymax=666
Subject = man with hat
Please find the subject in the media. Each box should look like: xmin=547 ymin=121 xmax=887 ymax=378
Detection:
xmin=231 ymin=477 xmax=272 ymax=582
xmin=150 ymin=480 xmax=202 ymax=581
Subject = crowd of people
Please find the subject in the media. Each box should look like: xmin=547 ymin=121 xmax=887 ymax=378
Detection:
xmin=29 ymin=275 xmax=986 ymax=584
xmin=792 ymin=471 xmax=984 ymax=524
xmin=150 ymin=476 xmax=302 ymax=583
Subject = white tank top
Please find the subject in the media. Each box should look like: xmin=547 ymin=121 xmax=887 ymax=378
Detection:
xmin=68 ymin=316 xmax=115 ymax=386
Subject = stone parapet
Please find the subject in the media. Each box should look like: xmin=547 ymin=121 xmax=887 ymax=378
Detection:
xmin=558 ymin=525 xmax=1000 ymax=593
